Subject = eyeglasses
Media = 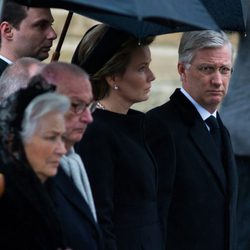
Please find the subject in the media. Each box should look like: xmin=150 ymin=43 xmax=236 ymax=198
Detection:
xmin=186 ymin=63 xmax=233 ymax=76
xmin=70 ymin=101 xmax=97 ymax=114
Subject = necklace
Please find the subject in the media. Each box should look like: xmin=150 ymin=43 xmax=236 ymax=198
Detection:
xmin=96 ymin=101 xmax=106 ymax=110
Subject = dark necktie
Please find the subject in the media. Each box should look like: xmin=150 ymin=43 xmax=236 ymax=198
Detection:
xmin=205 ymin=115 xmax=222 ymax=151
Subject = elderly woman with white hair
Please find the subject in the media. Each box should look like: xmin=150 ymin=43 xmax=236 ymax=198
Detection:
xmin=0 ymin=75 xmax=71 ymax=250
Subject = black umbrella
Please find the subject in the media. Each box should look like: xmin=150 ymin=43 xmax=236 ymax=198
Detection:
xmin=201 ymin=0 xmax=250 ymax=32
xmin=13 ymin=0 xmax=219 ymax=38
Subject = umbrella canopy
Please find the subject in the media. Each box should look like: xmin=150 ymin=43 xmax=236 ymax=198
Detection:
xmin=201 ymin=0 xmax=250 ymax=32
xmin=13 ymin=0 xmax=219 ymax=38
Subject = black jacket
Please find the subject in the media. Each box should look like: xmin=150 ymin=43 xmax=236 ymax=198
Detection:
xmin=49 ymin=167 xmax=104 ymax=250
xmin=0 ymin=161 xmax=65 ymax=250
xmin=145 ymin=89 xmax=238 ymax=250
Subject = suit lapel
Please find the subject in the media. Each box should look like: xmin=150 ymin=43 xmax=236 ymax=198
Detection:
xmin=54 ymin=168 xmax=97 ymax=226
xmin=189 ymin=121 xmax=227 ymax=193
xmin=171 ymin=89 xmax=227 ymax=193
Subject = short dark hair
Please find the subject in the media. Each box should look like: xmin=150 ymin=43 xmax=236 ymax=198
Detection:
xmin=1 ymin=0 xmax=28 ymax=28
xmin=0 ymin=0 xmax=28 ymax=45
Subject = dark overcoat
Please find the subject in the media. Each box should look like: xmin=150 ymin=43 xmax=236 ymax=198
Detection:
xmin=0 ymin=162 xmax=65 ymax=250
xmin=49 ymin=167 xmax=104 ymax=250
xmin=145 ymin=88 xmax=238 ymax=250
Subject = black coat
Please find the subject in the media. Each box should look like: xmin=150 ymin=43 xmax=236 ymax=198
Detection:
xmin=48 ymin=167 xmax=104 ymax=250
xmin=0 ymin=58 xmax=9 ymax=75
xmin=0 ymin=161 xmax=65 ymax=250
xmin=76 ymin=109 xmax=164 ymax=250
xmin=145 ymin=89 xmax=238 ymax=250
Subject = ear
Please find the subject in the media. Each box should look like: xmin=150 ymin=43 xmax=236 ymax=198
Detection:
xmin=0 ymin=22 xmax=14 ymax=41
xmin=105 ymin=74 xmax=118 ymax=88
xmin=177 ymin=62 xmax=186 ymax=82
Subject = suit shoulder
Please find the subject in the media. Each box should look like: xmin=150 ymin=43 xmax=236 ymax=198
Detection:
xmin=146 ymin=100 xmax=174 ymax=119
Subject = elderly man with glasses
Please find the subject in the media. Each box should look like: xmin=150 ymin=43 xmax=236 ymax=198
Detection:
xmin=40 ymin=62 xmax=104 ymax=250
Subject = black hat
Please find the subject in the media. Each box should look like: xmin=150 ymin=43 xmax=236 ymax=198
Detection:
xmin=71 ymin=25 xmax=132 ymax=75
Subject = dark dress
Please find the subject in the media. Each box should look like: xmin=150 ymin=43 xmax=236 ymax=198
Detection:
xmin=76 ymin=109 xmax=163 ymax=250
xmin=0 ymin=158 xmax=66 ymax=250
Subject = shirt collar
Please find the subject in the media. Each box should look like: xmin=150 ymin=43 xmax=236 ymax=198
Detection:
xmin=180 ymin=87 xmax=217 ymax=121
xmin=0 ymin=55 xmax=12 ymax=65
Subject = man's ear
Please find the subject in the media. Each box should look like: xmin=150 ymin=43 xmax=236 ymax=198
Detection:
xmin=178 ymin=62 xmax=186 ymax=75
xmin=0 ymin=22 xmax=14 ymax=40
xmin=178 ymin=63 xmax=186 ymax=81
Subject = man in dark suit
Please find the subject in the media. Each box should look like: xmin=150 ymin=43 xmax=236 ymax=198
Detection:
xmin=41 ymin=62 xmax=104 ymax=250
xmin=0 ymin=0 xmax=57 ymax=75
xmin=145 ymin=30 xmax=238 ymax=250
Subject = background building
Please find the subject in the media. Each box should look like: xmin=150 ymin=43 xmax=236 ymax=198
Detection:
xmin=50 ymin=9 xmax=239 ymax=111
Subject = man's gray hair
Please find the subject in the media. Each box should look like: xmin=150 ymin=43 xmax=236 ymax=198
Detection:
xmin=21 ymin=92 xmax=70 ymax=142
xmin=40 ymin=61 xmax=89 ymax=85
xmin=0 ymin=57 xmax=43 ymax=103
xmin=178 ymin=30 xmax=232 ymax=64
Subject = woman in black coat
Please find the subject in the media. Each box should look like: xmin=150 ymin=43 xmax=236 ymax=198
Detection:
xmin=72 ymin=24 xmax=164 ymax=250
xmin=0 ymin=76 xmax=70 ymax=250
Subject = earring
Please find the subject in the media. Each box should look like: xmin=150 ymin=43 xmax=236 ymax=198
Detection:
xmin=113 ymin=84 xmax=119 ymax=90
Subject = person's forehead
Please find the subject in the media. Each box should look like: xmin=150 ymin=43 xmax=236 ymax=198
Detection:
xmin=129 ymin=46 xmax=151 ymax=64
xmin=25 ymin=8 xmax=54 ymax=22
xmin=193 ymin=46 xmax=232 ymax=62
xmin=36 ymin=113 xmax=65 ymax=134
